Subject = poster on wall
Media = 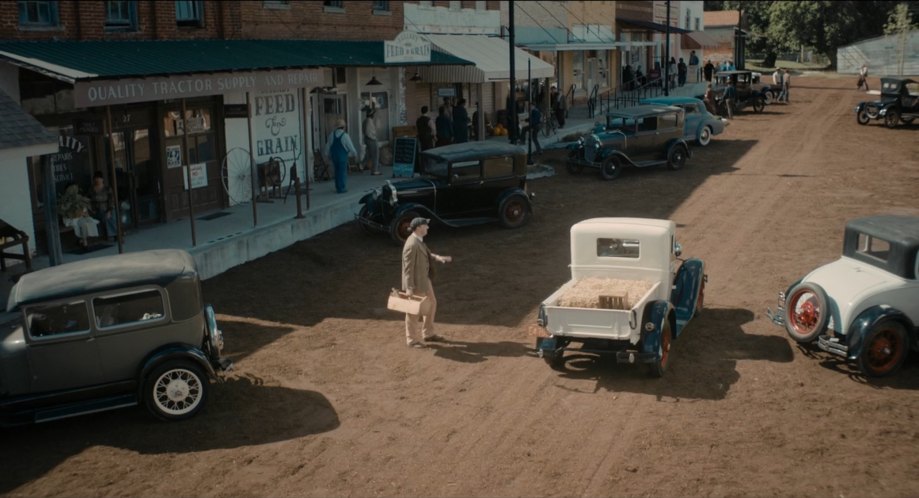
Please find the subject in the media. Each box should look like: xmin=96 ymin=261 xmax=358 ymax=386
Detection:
xmin=182 ymin=162 xmax=208 ymax=190
xmin=166 ymin=145 xmax=182 ymax=169
xmin=252 ymin=88 xmax=303 ymax=183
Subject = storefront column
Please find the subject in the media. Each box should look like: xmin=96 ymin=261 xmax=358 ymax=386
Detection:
xmin=181 ymin=98 xmax=197 ymax=247
xmin=105 ymin=106 xmax=124 ymax=254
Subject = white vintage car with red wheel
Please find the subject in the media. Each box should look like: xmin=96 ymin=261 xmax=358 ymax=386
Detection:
xmin=768 ymin=215 xmax=919 ymax=377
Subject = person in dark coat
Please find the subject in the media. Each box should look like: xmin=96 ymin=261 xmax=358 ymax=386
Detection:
xmin=435 ymin=106 xmax=453 ymax=146
xmin=703 ymin=60 xmax=715 ymax=82
xmin=415 ymin=106 xmax=435 ymax=150
xmin=452 ymin=99 xmax=470 ymax=144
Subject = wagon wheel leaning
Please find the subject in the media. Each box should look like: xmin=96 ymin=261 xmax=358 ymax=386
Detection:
xmin=221 ymin=147 xmax=255 ymax=205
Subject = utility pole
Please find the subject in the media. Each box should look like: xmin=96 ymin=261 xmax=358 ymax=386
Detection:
xmin=664 ymin=0 xmax=671 ymax=96
xmin=508 ymin=1 xmax=517 ymax=145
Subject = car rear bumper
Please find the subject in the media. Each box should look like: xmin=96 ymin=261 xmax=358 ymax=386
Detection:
xmin=817 ymin=333 xmax=848 ymax=357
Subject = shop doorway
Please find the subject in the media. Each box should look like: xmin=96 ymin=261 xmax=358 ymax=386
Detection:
xmin=316 ymin=94 xmax=347 ymax=155
xmin=108 ymin=127 xmax=159 ymax=228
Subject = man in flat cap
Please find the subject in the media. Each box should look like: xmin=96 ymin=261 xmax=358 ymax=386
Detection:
xmin=402 ymin=217 xmax=452 ymax=347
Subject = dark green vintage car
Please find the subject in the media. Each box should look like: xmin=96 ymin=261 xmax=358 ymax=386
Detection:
xmin=0 ymin=249 xmax=231 ymax=426
xmin=356 ymin=142 xmax=533 ymax=243
xmin=565 ymin=105 xmax=691 ymax=180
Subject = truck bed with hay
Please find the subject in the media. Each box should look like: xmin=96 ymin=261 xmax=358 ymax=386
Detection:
xmin=535 ymin=218 xmax=706 ymax=377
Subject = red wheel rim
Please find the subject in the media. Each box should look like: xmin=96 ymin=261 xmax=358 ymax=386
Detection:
xmin=504 ymin=200 xmax=524 ymax=223
xmin=787 ymin=289 xmax=820 ymax=335
xmin=865 ymin=327 xmax=904 ymax=374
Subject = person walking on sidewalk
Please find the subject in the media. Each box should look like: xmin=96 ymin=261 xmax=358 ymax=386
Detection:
xmin=857 ymin=64 xmax=869 ymax=91
xmin=362 ymin=107 xmax=381 ymax=175
xmin=452 ymin=99 xmax=470 ymax=144
xmin=323 ymin=118 xmax=358 ymax=193
xmin=402 ymin=217 xmax=452 ymax=348
xmin=528 ymin=104 xmax=542 ymax=155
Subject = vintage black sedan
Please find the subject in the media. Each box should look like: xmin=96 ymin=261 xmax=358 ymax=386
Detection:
xmin=0 ymin=249 xmax=232 ymax=426
xmin=357 ymin=142 xmax=532 ymax=243
xmin=855 ymin=77 xmax=919 ymax=128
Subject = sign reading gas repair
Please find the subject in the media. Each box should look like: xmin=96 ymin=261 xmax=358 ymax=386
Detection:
xmin=74 ymin=68 xmax=331 ymax=108
xmin=384 ymin=31 xmax=431 ymax=64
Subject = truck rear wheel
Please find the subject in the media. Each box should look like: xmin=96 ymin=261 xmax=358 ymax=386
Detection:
xmin=542 ymin=350 xmax=565 ymax=370
xmin=647 ymin=320 xmax=672 ymax=378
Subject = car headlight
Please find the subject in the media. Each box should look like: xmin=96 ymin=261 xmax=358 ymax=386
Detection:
xmin=879 ymin=109 xmax=887 ymax=116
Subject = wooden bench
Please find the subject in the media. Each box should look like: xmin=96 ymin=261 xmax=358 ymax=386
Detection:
xmin=0 ymin=219 xmax=32 ymax=272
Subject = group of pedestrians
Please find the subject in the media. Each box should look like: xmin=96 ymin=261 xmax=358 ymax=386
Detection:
xmin=771 ymin=67 xmax=792 ymax=103
xmin=416 ymin=98 xmax=471 ymax=151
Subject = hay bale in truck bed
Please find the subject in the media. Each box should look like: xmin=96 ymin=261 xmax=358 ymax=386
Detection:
xmin=556 ymin=277 xmax=654 ymax=309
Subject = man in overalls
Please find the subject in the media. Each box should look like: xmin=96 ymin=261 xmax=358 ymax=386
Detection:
xmin=323 ymin=118 xmax=358 ymax=193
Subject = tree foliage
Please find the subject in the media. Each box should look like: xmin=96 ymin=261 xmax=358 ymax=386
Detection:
xmin=704 ymin=1 xmax=907 ymax=64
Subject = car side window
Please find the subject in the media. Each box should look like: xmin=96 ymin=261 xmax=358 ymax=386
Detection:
xmin=658 ymin=113 xmax=678 ymax=129
xmin=26 ymin=300 xmax=91 ymax=339
xmin=683 ymin=104 xmax=698 ymax=115
xmin=856 ymin=233 xmax=890 ymax=262
xmin=93 ymin=289 xmax=166 ymax=329
xmin=637 ymin=117 xmax=657 ymax=132
xmin=483 ymin=156 xmax=514 ymax=179
xmin=451 ymin=160 xmax=481 ymax=183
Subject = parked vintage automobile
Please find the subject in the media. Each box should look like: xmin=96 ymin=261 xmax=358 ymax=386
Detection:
xmin=356 ymin=142 xmax=532 ymax=243
xmin=767 ymin=215 xmax=919 ymax=377
xmin=707 ymin=70 xmax=767 ymax=113
xmin=640 ymin=96 xmax=729 ymax=146
xmin=855 ymin=77 xmax=919 ymax=128
xmin=534 ymin=218 xmax=706 ymax=377
xmin=0 ymin=249 xmax=232 ymax=426
xmin=564 ymin=105 xmax=691 ymax=180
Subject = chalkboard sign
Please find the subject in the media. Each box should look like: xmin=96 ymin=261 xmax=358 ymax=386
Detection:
xmin=392 ymin=137 xmax=417 ymax=177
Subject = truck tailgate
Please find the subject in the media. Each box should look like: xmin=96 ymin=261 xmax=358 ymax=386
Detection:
xmin=542 ymin=280 xmax=660 ymax=341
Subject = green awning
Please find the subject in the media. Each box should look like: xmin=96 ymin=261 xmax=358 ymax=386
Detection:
xmin=0 ymin=39 xmax=471 ymax=81
xmin=0 ymin=39 xmax=472 ymax=107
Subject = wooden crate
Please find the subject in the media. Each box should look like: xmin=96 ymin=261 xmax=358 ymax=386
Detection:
xmin=598 ymin=293 xmax=629 ymax=310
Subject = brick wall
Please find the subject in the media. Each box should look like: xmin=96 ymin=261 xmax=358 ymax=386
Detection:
xmin=239 ymin=1 xmax=403 ymax=41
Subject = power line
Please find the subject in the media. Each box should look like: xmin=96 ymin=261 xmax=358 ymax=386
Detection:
xmin=516 ymin=2 xmax=568 ymax=44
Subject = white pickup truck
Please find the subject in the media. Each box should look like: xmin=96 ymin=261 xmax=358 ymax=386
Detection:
xmin=535 ymin=218 xmax=706 ymax=376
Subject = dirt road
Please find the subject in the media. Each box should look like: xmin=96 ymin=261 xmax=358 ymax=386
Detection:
xmin=4 ymin=74 xmax=919 ymax=498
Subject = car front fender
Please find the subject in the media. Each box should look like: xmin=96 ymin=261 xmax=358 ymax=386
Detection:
xmin=392 ymin=203 xmax=451 ymax=227
xmin=845 ymin=305 xmax=916 ymax=361
xmin=138 ymin=345 xmax=217 ymax=386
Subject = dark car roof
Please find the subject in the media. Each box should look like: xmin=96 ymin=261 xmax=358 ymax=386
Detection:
xmin=846 ymin=215 xmax=919 ymax=248
xmin=7 ymin=249 xmax=198 ymax=311
xmin=420 ymin=142 xmax=525 ymax=163
xmin=880 ymin=77 xmax=917 ymax=86
xmin=641 ymin=96 xmax=705 ymax=106
xmin=714 ymin=70 xmax=753 ymax=76
xmin=606 ymin=104 xmax=682 ymax=119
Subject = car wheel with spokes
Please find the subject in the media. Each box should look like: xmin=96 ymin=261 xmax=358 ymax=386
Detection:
xmin=499 ymin=195 xmax=530 ymax=228
xmin=667 ymin=145 xmax=687 ymax=170
xmin=783 ymin=282 xmax=829 ymax=343
xmin=884 ymin=109 xmax=900 ymax=128
xmin=698 ymin=126 xmax=712 ymax=146
xmin=357 ymin=204 xmax=376 ymax=234
xmin=600 ymin=156 xmax=622 ymax=180
xmin=856 ymin=108 xmax=871 ymax=125
xmin=859 ymin=320 xmax=909 ymax=378
xmin=390 ymin=210 xmax=419 ymax=244
xmin=566 ymin=150 xmax=584 ymax=174
xmin=144 ymin=360 xmax=209 ymax=421
xmin=752 ymin=97 xmax=765 ymax=113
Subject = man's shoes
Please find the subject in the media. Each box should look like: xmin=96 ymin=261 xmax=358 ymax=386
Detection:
xmin=371 ymin=171 xmax=382 ymax=176
xmin=423 ymin=335 xmax=444 ymax=342
xmin=407 ymin=341 xmax=424 ymax=348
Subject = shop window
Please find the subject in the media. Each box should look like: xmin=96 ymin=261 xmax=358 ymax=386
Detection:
xmin=176 ymin=0 xmax=204 ymax=27
xmin=105 ymin=0 xmax=137 ymax=31
xmin=18 ymin=0 xmax=59 ymax=28
xmin=323 ymin=0 xmax=343 ymax=12
xmin=372 ymin=1 xmax=390 ymax=13
xmin=262 ymin=0 xmax=289 ymax=8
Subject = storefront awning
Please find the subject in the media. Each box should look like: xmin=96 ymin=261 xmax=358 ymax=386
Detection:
xmin=682 ymin=31 xmax=721 ymax=49
xmin=616 ymin=18 xmax=691 ymax=35
xmin=0 ymin=89 xmax=56 ymax=153
xmin=0 ymin=40 xmax=473 ymax=107
xmin=418 ymin=35 xmax=554 ymax=83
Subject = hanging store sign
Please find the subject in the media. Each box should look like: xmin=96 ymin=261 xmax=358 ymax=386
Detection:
xmin=73 ymin=68 xmax=332 ymax=108
xmin=384 ymin=31 xmax=431 ymax=63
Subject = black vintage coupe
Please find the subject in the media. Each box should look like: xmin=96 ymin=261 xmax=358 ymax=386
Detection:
xmin=855 ymin=77 xmax=919 ymax=128
xmin=356 ymin=142 xmax=533 ymax=243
